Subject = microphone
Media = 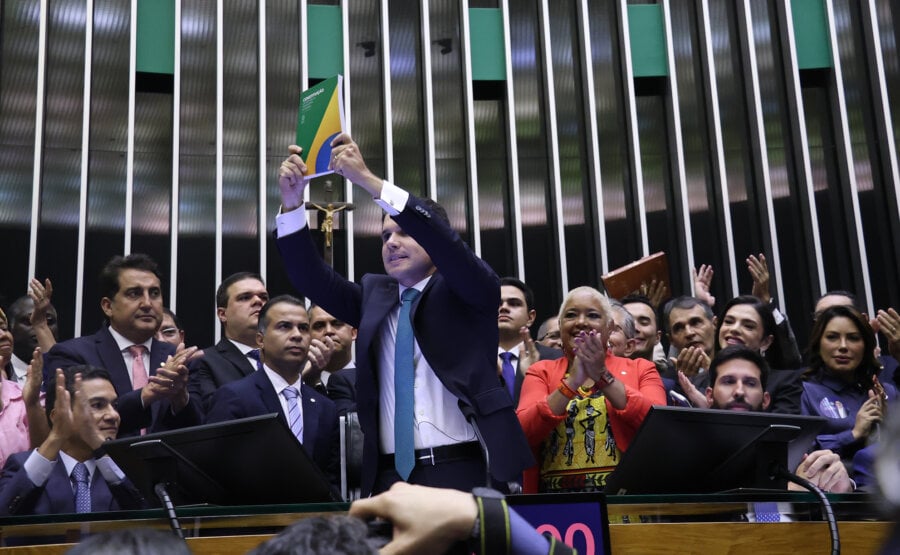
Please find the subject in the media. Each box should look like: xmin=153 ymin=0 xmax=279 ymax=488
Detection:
xmin=458 ymin=401 xmax=492 ymax=489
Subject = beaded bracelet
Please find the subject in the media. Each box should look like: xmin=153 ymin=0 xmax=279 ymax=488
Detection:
xmin=557 ymin=379 xmax=578 ymax=400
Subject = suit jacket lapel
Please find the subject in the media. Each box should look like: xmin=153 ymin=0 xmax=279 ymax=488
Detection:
xmin=46 ymin=460 xmax=75 ymax=514
xmin=254 ymin=370 xmax=286 ymax=420
xmin=90 ymin=465 xmax=114 ymax=510
xmin=301 ymin=388 xmax=320 ymax=457
xmin=97 ymin=328 xmax=133 ymax=396
xmin=219 ymin=339 xmax=256 ymax=377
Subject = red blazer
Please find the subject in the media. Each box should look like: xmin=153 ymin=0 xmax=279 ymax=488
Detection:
xmin=516 ymin=354 xmax=666 ymax=493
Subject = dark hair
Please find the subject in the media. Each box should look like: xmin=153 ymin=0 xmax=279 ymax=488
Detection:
xmin=216 ymin=272 xmax=265 ymax=308
xmin=804 ymin=305 xmax=879 ymax=389
xmin=714 ymin=295 xmax=786 ymax=368
xmin=499 ymin=276 xmax=535 ymax=312
xmin=620 ymin=293 xmax=657 ymax=320
xmin=381 ymin=198 xmax=450 ymax=228
xmin=662 ymin=296 xmax=714 ymax=335
xmin=162 ymin=307 xmax=183 ymax=330
xmin=248 ymin=515 xmax=377 ymax=555
xmin=709 ymin=345 xmax=770 ymax=391
xmin=99 ymin=254 xmax=162 ymax=300
xmin=258 ymin=295 xmax=306 ymax=333
xmin=65 ymin=528 xmax=191 ymax=555
xmin=45 ymin=365 xmax=114 ymax=426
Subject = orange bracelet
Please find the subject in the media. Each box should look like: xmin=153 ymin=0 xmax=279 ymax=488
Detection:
xmin=557 ymin=379 xmax=578 ymax=400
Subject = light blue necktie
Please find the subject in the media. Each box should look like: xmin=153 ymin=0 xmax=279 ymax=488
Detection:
xmin=72 ymin=462 xmax=91 ymax=514
xmin=394 ymin=288 xmax=420 ymax=480
xmin=500 ymin=352 xmax=516 ymax=399
xmin=282 ymin=386 xmax=304 ymax=443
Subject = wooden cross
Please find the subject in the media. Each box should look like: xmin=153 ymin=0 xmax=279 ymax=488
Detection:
xmin=306 ymin=180 xmax=355 ymax=267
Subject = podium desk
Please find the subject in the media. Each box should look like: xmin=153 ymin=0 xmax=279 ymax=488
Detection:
xmin=0 ymin=493 xmax=891 ymax=554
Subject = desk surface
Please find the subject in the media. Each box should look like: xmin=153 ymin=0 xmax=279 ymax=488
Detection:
xmin=0 ymin=494 xmax=892 ymax=554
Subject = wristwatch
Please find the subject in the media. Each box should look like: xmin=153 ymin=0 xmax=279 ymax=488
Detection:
xmin=595 ymin=367 xmax=616 ymax=389
xmin=469 ymin=487 xmax=510 ymax=555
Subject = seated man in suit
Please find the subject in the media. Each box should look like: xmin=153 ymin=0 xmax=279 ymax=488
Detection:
xmin=497 ymin=277 xmax=561 ymax=403
xmin=703 ymin=345 xmax=852 ymax=494
xmin=310 ymin=304 xmax=358 ymax=416
xmin=206 ymin=295 xmax=339 ymax=487
xmin=277 ymin=134 xmax=533 ymax=496
xmin=0 ymin=365 xmax=146 ymax=515
xmin=43 ymin=254 xmax=200 ymax=437
xmin=188 ymin=272 xmax=269 ymax=410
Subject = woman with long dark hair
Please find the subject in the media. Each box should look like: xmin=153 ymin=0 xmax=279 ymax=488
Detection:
xmin=801 ymin=305 xmax=896 ymax=460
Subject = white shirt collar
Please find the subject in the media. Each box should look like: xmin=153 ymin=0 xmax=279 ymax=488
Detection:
xmin=107 ymin=326 xmax=152 ymax=352
xmin=398 ymin=275 xmax=432 ymax=301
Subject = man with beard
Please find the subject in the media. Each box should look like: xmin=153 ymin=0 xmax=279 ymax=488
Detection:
xmin=705 ymin=345 xmax=853 ymax=494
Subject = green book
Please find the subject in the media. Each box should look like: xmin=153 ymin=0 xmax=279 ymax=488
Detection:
xmin=295 ymin=75 xmax=345 ymax=178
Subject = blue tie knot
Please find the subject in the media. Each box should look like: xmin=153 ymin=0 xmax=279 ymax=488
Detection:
xmin=248 ymin=349 xmax=260 ymax=361
xmin=282 ymin=386 xmax=299 ymax=400
xmin=72 ymin=463 xmax=89 ymax=484
xmin=401 ymin=288 xmax=420 ymax=304
xmin=500 ymin=351 xmax=515 ymax=363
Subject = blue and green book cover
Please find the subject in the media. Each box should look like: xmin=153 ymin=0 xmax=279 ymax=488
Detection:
xmin=296 ymin=75 xmax=345 ymax=177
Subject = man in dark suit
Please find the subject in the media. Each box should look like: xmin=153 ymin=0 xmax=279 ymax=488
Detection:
xmin=310 ymin=304 xmax=357 ymax=416
xmin=205 ymin=296 xmax=339 ymax=487
xmin=497 ymin=277 xmax=561 ymax=403
xmin=276 ymin=134 xmax=533 ymax=496
xmin=0 ymin=365 xmax=146 ymax=515
xmin=43 ymin=254 xmax=200 ymax=436
xmin=188 ymin=272 xmax=269 ymax=411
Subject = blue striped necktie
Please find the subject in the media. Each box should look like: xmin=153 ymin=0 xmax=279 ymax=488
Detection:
xmin=394 ymin=287 xmax=420 ymax=480
xmin=282 ymin=386 xmax=304 ymax=443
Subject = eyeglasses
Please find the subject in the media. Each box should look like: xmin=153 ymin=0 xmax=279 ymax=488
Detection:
xmin=158 ymin=327 xmax=181 ymax=338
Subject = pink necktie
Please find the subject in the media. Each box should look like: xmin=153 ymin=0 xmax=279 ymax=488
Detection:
xmin=128 ymin=345 xmax=149 ymax=389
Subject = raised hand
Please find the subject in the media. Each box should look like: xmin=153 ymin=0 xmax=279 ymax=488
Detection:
xmin=692 ymin=264 xmax=715 ymax=308
xmin=670 ymin=345 xmax=710 ymax=378
xmin=27 ymin=277 xmax=54 ymax=326
xmin=874 ymin=308 xmax=900 ymax=360
xmin=746 ymin=254 xmax=771 ymax=304
xmin=516 ymin=326 xmax=541 ymax=373
xmin=278 ymin=145 xmax=310 ymax=212
xmin=640 ymin=279 xmax=668 ymax=310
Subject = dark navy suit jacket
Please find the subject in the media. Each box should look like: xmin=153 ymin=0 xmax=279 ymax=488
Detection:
xmin=277 ymin=193 xmax=534 ymax=496
xmin=189 ymin=338 xmax=257 ymax=412
xmin=0 ymin=451 xmax=146 ymax=516
xmin=43 ymin=326 xmax=202 ymax=436
xmin=205 ymin=368 xmax=340 ymax=487
xmin=325 ymin=366 xmax=357 ymax=417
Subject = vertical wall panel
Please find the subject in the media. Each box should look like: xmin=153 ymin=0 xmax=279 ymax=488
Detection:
xmin=0 ymin=3 xmax=41 ymax=310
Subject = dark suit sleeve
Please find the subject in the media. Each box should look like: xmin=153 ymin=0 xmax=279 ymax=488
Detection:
xmin=107 ymin=478 xmax=148 ymax=510
xmin=42 ymin=343 xmax=87 ymax=388
xmin=188 ymin=355 xmax=221 ymax=412
xmin=323 ymin=403 xmax=341 ymax=490
xmin=150 ymin=396 xmax=203 ymax=433
xmin=0 ymin=453 xmax=44 ymax=516
xmin=204 ymin=385 xmax=248 ymax=425
xmin=277 ymin=227 xmax=363 ymax=328
xmin=766 ymin=368 xmax=804 ymax=415
xmin=325 ymin=370 xmax=357 ymax=416
xmin=773 ymin=309 xmax=803 ymax=369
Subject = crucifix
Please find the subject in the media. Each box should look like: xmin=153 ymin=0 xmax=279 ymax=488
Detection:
xmin=306 ymin=180 xmax=355 ymax=267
